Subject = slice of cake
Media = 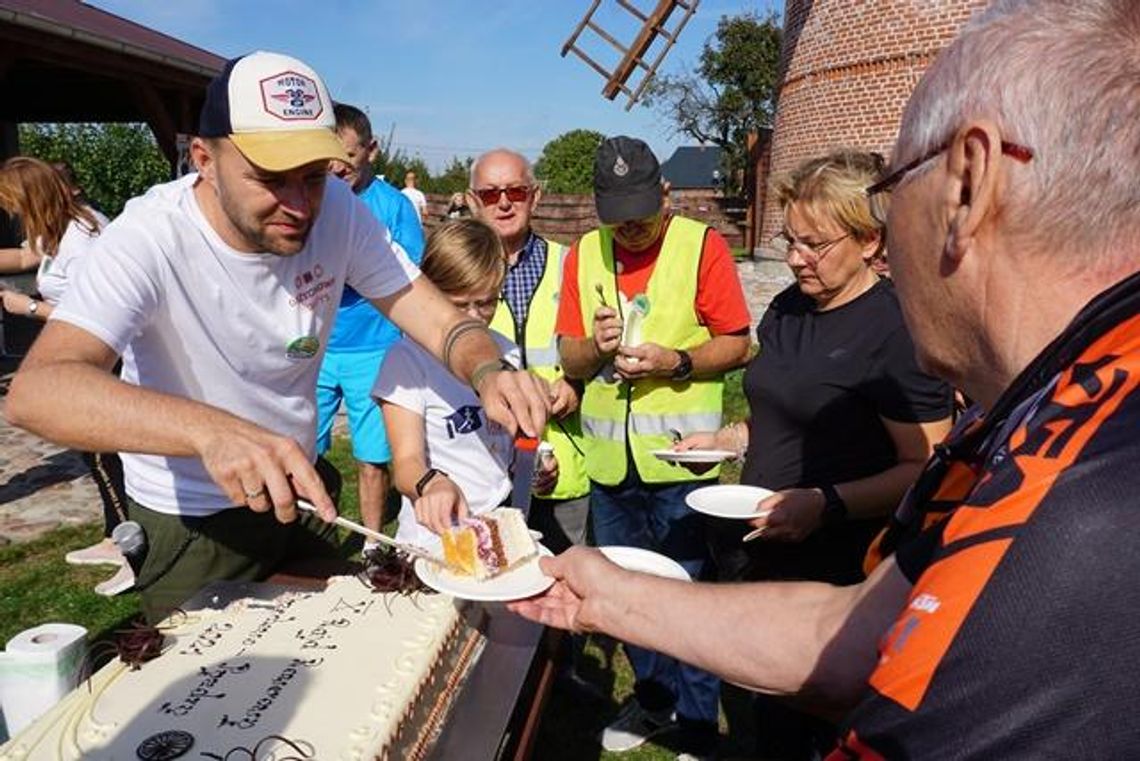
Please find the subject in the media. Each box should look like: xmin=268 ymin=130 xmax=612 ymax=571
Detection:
xmin=441 ymin=507 xmax=538 ymax=579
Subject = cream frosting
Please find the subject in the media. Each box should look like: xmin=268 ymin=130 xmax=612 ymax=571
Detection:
xmin=0 ymin=578 xmax=476 ymax=760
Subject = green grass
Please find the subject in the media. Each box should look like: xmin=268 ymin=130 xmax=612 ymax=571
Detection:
xmin=0 ymin=524 xmax=138 ymax=646
xmin=0 ymin=378 xmax=753 ymax=758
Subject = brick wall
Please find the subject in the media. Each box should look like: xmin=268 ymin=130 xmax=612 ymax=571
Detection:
xmin=757 ymin=0 xmax=990 ymax=254
xmin=425 ymin=191 xmax=748 ymax=248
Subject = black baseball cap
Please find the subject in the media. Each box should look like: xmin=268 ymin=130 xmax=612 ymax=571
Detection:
xmin=593 ymin=136 xmax=663 ymax=225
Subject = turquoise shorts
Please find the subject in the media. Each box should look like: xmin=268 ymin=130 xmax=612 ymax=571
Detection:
xmin=316 ymin=348 xmax=390 ymax=463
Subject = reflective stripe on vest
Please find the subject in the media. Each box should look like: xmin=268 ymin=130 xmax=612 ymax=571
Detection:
xmin=577 ymin=217 xmax=724 ymax=484
xmin=491 ymin=238 xmax=589 ymax=499
xmin=581 ymin=411 xmax=723 ymax=441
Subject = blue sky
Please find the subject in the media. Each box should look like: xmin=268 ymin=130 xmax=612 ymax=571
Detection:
xmin=89 ymin=0 xmax=781 ymax=172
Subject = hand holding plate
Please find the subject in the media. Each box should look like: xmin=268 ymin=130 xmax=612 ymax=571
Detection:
xmin=746 ymin=488 xmax=826 ymax=542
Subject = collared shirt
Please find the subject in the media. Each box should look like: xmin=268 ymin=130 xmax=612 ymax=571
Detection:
xmin=501 ymin=231 xmax=547 ymax=332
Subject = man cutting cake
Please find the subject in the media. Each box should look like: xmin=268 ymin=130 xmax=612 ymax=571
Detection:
xmin=4 ymin=51 xmax=550 ymax=623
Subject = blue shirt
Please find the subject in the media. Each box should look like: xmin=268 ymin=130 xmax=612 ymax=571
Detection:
xmin=326 ymin=178 xmax=425 ymax=353
xmin=501 ymin=231 xmax=548 ymax=337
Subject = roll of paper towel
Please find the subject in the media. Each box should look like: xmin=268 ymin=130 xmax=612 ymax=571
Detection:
xmin=0 ymin=623 xmax=87 ymax=737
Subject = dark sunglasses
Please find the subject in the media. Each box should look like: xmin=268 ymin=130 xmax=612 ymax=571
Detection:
xmin=473 ymin=185 xmax=532 ymax=206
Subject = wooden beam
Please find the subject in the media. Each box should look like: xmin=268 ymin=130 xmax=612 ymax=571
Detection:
xmin=129 ymin=81 xmax=178 ymax=170
xmin=603 ymin=0 xmax=677 ymax=100
xmin=0 ymin=121 xmax=18 ymax=162
xmin=561 ymin=0 xmax=602 ymax=57
xmin=0 ymin=47 xmax=13 ymax=81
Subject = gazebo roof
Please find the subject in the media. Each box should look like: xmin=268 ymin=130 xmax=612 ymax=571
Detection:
xmin=0 ymin=0 xmax=224 ymax=155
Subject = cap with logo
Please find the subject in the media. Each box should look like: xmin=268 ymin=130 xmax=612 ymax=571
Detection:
xmin=198 ymin=51 xmax=348 ymax=172
xmin=593 ymin=135 xmax=663 ymax=225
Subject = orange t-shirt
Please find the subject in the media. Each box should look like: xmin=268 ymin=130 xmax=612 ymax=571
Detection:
xmin=554 ymin=218 xmax=751 ymax=338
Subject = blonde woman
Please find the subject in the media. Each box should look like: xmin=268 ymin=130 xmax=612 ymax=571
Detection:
xmin=679 ymin=150 xmax=953 ymax=757
xmin=372 ymin=219 xmax=555 ymax=553
xmin=0 ymin=157 xmax=131 ymax=595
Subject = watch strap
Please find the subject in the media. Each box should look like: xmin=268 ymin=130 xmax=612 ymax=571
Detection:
xmin=820 ymin=483 xmax=848 ymax=526
xmin=671 ymin=349 xmax=693 ymax=381
xmin=415 ymin=468 xmax=447 ymax=497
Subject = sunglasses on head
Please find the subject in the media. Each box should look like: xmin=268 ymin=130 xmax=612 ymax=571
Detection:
xmin=473 ymin=185 xmax=531 ymax=206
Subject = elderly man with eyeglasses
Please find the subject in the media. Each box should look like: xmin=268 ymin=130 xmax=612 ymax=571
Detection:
xmin=513 ymin=1 xmax=1140 ymax=757
xmin=468 ymin=149 xmax=592 ymax=555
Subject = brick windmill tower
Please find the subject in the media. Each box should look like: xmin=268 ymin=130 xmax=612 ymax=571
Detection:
xmin=757 ymin=0 xmax=989 ymax=252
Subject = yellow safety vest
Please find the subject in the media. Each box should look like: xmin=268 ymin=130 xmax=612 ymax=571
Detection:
xmin=577 ymin=217 xmax=725 ymax=484
xmin=491 ymin=238 xmax=590 ymax=500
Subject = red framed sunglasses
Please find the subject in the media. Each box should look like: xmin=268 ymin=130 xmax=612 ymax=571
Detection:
xmin=473 ymin=185 xmax=532 ymax=206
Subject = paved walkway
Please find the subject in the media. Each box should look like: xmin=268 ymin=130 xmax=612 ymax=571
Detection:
xmin=0 ymin=260 xmax=793 ymax=545
xmin=0 ymin=388 xmax=96 ymax=545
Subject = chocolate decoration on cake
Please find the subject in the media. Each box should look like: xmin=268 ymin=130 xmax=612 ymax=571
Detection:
xmin=200 ymin=734 xmax=315 ymax=760
xmin=115 ymin=619 xmax=168 ymax=670
xmin=136 ymin=730 xmax=194 ymax=760
xmin=361 ymin=548 xmax=429 ymax=594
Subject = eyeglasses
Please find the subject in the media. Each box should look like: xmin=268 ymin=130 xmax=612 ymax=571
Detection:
xmin=472 ymin=185 xmax=532 ymax=206
xmin=772 ymin=231 xmax=851 ymax=265
xmin=865 ymin=140 xmax=1034 ymax=226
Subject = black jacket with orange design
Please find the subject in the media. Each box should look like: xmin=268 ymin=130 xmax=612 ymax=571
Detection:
xmin=832 ymin=271 xmax=1140 ymax=759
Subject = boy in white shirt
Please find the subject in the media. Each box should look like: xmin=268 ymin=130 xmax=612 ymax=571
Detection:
xmin=374 ymin=219 xmax=556 ymax=552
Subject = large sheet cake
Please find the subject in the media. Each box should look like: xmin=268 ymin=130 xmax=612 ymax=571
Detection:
xmin=0 ymin=577 xmax=482 ymax=760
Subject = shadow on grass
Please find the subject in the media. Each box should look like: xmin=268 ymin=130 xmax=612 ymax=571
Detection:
xmin=0 ymin=450 xmax=88 ymax=504
xmin=533 ymin=634 xmax=619 ymax=761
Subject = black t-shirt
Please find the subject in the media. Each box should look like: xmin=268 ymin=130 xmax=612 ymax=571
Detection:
xmin=742 ymin=279 xmax=952 ymax=490
xmin=719 ymin=280 xmax=951 ymax=585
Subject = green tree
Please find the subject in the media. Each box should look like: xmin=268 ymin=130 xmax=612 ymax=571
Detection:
xmin=424 ymin=156 xmax=474 ymax=195
xmin=17 ymin=123 xmax=171 ymax=217
xmin=371 ymin=147 xmax=474 ymax=204
xmin=534 ymin=129 xmax=605 ymax=194
xmin=643 ymin=10 xmax=782 ymax=194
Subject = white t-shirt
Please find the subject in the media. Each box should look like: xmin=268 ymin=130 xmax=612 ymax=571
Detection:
xmin=34 ymin=209 xmax=108 ymax=306
xmin=401 ymin=186 xmax=427 ymax=219
xmin=52 ymin=175 xmax=420 ymax=516
xmin=373 ymin=334 xmax=519 ymax=552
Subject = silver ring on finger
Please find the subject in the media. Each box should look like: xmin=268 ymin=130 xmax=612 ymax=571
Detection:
xmin=245 ymin=486 xmax=266 ymax=501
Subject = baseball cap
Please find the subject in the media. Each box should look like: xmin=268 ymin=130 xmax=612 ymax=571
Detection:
xmin=593 ymin=136 xmax=663 ymax=225
xmin=198 ymin=51 xmax=348 ymax=172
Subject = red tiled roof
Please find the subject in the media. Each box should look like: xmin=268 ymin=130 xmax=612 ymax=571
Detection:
xmin=0 ymin=0 xmax=224 ymax=75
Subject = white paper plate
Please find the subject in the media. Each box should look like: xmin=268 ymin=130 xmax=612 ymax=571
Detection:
xmin=685 ymin=484 xmax=775 ymax=519
xmin=415 ymin=545 xmax=554 ymax=602
xmin=652 ymin=449 xmax=737 ymax=464
xmin=600 ymin=546 xmax=691 ymax=582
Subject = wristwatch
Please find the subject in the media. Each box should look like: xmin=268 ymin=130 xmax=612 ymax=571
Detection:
xmin=671 ymin=349 xmax=693 ymax=381
xmin=819 ymin=484 xmax=848 ymax=528
xmin=415 ymin=468 xmax=447 ymax=497
xmin=26 ymin=300 xmax=38 ymax=316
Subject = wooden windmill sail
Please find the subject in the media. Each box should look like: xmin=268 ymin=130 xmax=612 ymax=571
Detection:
xmin=561 ymin=0 xmax=700 ymax=111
